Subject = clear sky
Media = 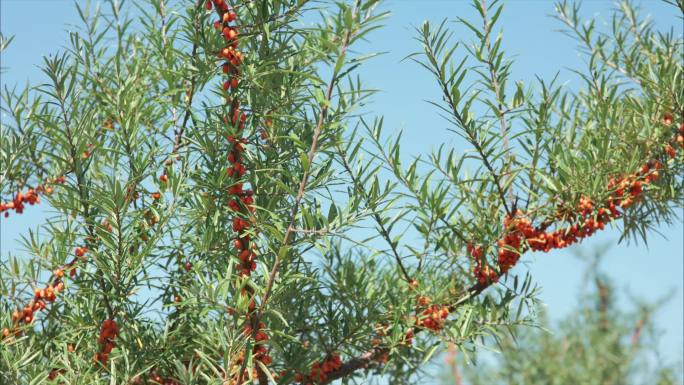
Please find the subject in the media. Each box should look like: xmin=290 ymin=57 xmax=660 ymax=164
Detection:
xmin=1 ymin=0 xmax=682 ymax=378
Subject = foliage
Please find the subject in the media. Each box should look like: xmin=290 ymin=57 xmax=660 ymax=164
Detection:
xmin=0 ymin=0 xmax=682 ymax=384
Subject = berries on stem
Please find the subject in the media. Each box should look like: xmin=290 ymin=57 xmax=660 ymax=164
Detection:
xmin=94 ymin=319 xmax=119 ymax=366
xmin=0 ymin=176 xmax=65 ymax=218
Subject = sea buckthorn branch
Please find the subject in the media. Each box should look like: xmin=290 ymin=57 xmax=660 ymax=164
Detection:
xmin=46 ymin=58 xmax=118 ymax=325
xmin=334 ymin=142 xmax=413 ymax=283
xmin=0 ymin=113 xmax=110 ymax=218
xmin=363 ymin=120 xmax=470 ymax=246
xmin=205 ymin=1 xmax=278 ymax=384
xmin=0 ymin=94 xmax=112 ymax=219
xmin=246 ymin=3 xmax=384 ymax=383
xmin=555 ymin=1 xmax=645 ymax=88
xmin=458 ymin=121 xmax=683 ymax=303
xmin=0 ymin=0 xmax=680 ymax=383
xmin=163 ymin=0 xmax=205 ymax=171
xmin=0 ymin=110 xmax=121 ymax=347
xmin=285 ymin=352 xmax=344 ymax=384
xmin=315 ymin=119 xmax=682 ymax=384
xmin=2 ymin=246 xmax=87 ymax=341
xmin=0 ymin=176 xmax=65 ymax=218
xmin=477 ymin=0 xmax=514 ymax=205
xmin=0 ymin=87 xmax=57 ymax=200
xmin=414 ymin=22 xmax=513 ymax=218
xmin=258 ymin=0 xmax=359 ymax=320
xmin=212 ymin=0 xmax=311 ymax=35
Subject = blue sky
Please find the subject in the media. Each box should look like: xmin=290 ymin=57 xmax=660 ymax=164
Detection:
xmin=1 ymin=0 xmax=682 ymax=378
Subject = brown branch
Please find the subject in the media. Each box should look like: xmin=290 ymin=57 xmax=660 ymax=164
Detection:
xmin=480 ymin=0 xmax=514 ymax=206
xmin=422 ymin=30 xmax=512 ymax=217
xmin=320 ymin=348 xmax=387 ymax=384
xmin=58 ymin=94 xmax=114 ymax=320
xmin=258 ymin=16 xmax=355 ymax=314
xmin=164 ymin=0 xmax=204 ymax=168
xmin=335 ymin=143 xmax=413 ymax=283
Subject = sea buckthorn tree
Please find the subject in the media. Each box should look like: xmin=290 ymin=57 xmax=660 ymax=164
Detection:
xmin=442 ymin=249 xmax=681 ymax=385
xmin=0 ymin=0 xmax=682 ymax=384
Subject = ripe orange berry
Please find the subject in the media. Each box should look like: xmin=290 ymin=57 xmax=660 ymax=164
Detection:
xmin=227 ymin=28 xmax=238 ymax=40
xmin=665 ymin=144 xmax=676 ymax=159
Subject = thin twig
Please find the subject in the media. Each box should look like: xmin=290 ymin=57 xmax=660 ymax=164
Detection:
xmin=335 ymin=143 xmax=413 ymax=282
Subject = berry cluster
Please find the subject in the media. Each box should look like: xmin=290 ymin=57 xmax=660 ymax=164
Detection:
xmin=292 ymin=353 xmax=342 ymax=384
xmin=207 ymin=0 xmax=257 ymax=278
xmin=7 ymin=280 xmax=64 ymax=326
xmin=2 ymin=247 xmax=84 ymax=340
xmin=468 ymin=243 xmax=498 ymax=285
xmin=94 ymin=319 xmax=119 ymax=366
xmin=0 ymin=176 xmax=65 ymax=218
xmin=413 ymin=295 xmax=450 ymax=332
xmin=243 ymin=321 xmax=272 ymax=365
xmin=470 ymin=115 xmax=683 ymax=285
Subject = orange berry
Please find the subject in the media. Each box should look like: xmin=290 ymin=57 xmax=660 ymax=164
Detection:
xmin=665 ymin=144 xmax=676 ymax=159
